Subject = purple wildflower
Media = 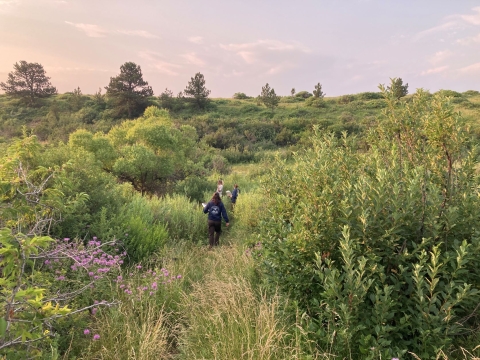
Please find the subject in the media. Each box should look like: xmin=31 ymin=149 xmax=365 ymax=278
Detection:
xmin=93 ymin=334 xmax=100 ymax=340
xmin=84 ymin=329 xmax=90 ymax=335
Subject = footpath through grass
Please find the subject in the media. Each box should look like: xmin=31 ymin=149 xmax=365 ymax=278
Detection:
xmin=76 ymin=217 xmax=315 ymax=359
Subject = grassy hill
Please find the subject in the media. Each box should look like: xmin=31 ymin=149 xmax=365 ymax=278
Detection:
xmin=2 ymin=89 xmax=480 ymax=151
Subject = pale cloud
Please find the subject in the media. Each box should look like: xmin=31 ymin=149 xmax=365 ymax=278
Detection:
xmin=414 ymin=21 xmax=458 ymax=41
xmin=267 ymin=63 xmax=294 ymax=75
xmin=117 ymin=30 xmax=159 ymax=39
xmin=65 ymin=21 xmax=108 ymax=38
xmin=188 ymin=36 xmax=203 ymax=44
xmin=222 ymin=70 xmax=244 ymax=78
xmin=459 ymin=6 xmax=480 ymax=25
xmin=220 ymin=39 xmax=310 ymax=66
xmin=421 ymin=66 xmax=448 ymax=76
xmin=237 ymin=51 xmax=256 ymax=64
xmin=181 ymin=52 xmax=205 ymax=66
xmin=457 ymin=33 xmax=480 ymax=45
xmin=458 ymin=62 xmax=480 ymax=74
xmin=138 ymin=51 xmax=181 ymax=76
xmin=0 ymin=0 xmax=21 ymax=13
xmin=47 ymin=66 xmax=112 ymax=73
xmin=351 ymin=75 xmax=363 ymax=81
xmin=429 ymin=50 xmax=452 ymax=65
xmin=220 ymin=39 xmax=311 ymax=53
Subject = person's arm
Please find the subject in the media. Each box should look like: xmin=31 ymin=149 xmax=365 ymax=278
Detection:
xmin=203 ymin=202 xmax=210 ymax=214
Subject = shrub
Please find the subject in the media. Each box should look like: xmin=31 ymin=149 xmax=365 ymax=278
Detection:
xmin=294 ymin=91 xmax=312 ymax=99
xmin=356 ymin=91 xmax=383 ymax=100
xmin=257 ymin=89 xmax=480 ymax=357
xmin=463 ymin=90 xmax=480 ymax=97
xmin=232 ymin=92 xmax=249 ymax=99
xmin=304 ymin=96 xmax=326 ymax=108
xmin=175 ymin=176 xmax=212 ymax=203
xmin=435 ymin=89 xmax=463 ymax=98
xmin=338 ymin=94 xmax=355 ymax=104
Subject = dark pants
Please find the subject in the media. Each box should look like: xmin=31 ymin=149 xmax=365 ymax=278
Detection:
xmin=208 ymin=220 xmax=222 ymax=247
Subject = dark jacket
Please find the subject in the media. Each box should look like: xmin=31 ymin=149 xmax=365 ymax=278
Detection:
xmin=231 ymin=188 xmax=239 ymax=203
xmin=203 ymin=201 xmax=229 ymax=223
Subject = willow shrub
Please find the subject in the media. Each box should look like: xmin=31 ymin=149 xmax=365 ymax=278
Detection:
xmin=258 ymin=87 xmax=480 ymax=358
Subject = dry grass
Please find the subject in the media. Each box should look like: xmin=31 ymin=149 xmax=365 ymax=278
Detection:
xmin=80 ymin=300 xmax=173 ymax=360
xmin=175 ymin=244 xmax=316 ymax=360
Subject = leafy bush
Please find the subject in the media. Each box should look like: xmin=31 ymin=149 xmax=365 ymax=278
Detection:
xmin=338 ymin=94 xmax=355 ymax=104
xmin=295 ymin=91 xmax=312 ymax=99
xmin=463 ymin=90 xmax=480 ymax=97
xmin=357 ymin=91 xmax=383 ymax=100
xmin=305 ymin=96 xmax=326 ymax=108
xmin=221 ymin=147 xmax=255 ymax=164
xmin=436 ymin=89 xmax=463 ymax=98
xmin=175 ymin=176 xmax=212 ymax=203
xmin=232 ymin=92 xmax=249 ymax=99
xmin=257 ymin=89 xmax=480 ymax=357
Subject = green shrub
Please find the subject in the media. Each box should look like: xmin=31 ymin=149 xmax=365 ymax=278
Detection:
xmin=357 ymin=91 xmax=383 ymax=100
xmin=304 ymin=97 xmax=326 ymax=108
xmin=222 ymin=147 xmax=255 ymax=164
xmin=258 ymin=89 xmax=480 ymax=357
xmin=295 ymin=91 xmax=312 ymax=99
xmin=175 ymin=176 xmax=211 ymax=203
xmin=364 ymin=99 xmax=387 ymax=108
xmin=338 ymin=94 xmax=355 ymax=104
xmin=232 ymin=92 xmax=249 ymax=99
xmin=435 ymin=89 xmax=463 ymax=97
xmin=462 ymin=90 xmax=480 ymax=97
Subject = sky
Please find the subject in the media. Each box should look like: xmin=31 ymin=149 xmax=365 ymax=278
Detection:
xmin=1 ymin=0 xmax=480 ymax=97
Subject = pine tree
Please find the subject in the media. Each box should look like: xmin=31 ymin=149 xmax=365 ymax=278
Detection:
xmin=105 ymin=62 xmax=153 ymax=118
xmin=260 ymin=83 xmax=279 ymax=111
xmin=0 ymin=61 xmax=57 ymax=106
xmin=184 ymin=72 xmax=211 ymax=109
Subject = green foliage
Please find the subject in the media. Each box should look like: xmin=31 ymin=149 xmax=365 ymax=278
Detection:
xmin=260 ymin=83 xmax=280 ymax=111
xmin=295 ymin=91 xmax=312 ymax=99
xmin=123 ymin=215 xmax=169 ymax=263
xmin=184 ymin=72 xmax=211 ymax=109
xmin=105 ymin=62 xmax=153 ymax=118
xmin=385 ymin=77 xmax=408 ymax=99
xmin=338 ymin=94 xmax=355 ymax=104
xmin=436 ymin=89 xmax=463 ymax=98
xmin=313 ymin=82 xmax=325 ymax=98
xmin=233 ymin=92 xmax=249 ymax=99
xmin=462 ymin=90 xmax=480 ymax=97
xmin=258 ymin=89 xmax=480 ymax=357
xmin=0 ymin=61 xmax=57 ymax=106
xmin=357 ymin=91 xmax=383 ymax=100
xmin=305 ymin=96 xmax=326 ymax=108
xmin=175 ymin=176 xmax=212 ymax=203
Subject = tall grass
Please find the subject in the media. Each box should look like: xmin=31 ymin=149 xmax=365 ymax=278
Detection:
xmin=81 ymin=301 xmax=173 ymax=360
xmin=176 ymin=245 xmax=316 ymax=360
xmin=123 ymin=193 xmax=205 ymax=243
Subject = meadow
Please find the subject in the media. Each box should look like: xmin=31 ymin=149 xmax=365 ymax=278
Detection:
xmin=1 ymin=85 xmax=480 ymax=359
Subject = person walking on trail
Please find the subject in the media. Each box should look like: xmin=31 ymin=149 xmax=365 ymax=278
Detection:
xmin=203 ymin=192 xmax=229 ymax=248
xmin=228 ymin=184 xmax=240 ymax=210
xmin=216 ymin=179 xmax=224 ymax=197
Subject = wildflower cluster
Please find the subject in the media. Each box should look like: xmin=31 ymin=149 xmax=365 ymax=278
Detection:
xmin=41 ymin=237 xmax=126 ymax=286
xmin=117 ymin=267 xmax=182 ymax=298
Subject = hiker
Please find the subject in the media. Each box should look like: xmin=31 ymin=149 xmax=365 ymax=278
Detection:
xmin=203 ymin=192 xmax=229 ymax=248
xmin=228 ymin=184 xmax=240 ymax=210
xmin=216 ymin=179 xmax=224 ymax=197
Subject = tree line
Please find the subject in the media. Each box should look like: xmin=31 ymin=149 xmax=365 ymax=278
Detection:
xmin=0 ymin=60 xmax=410 ymax=118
